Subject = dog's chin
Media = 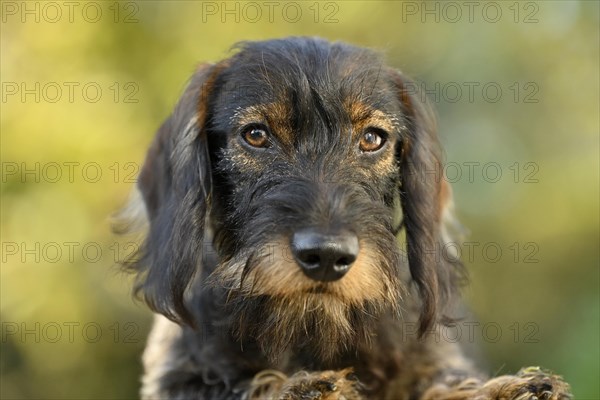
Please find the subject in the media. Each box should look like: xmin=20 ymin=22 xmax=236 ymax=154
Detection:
xmin=211 ymin=243 xmax=402 ymax=362
xmin=304 ymin=284 xmax=335 ymax=295
xmin=228 ymin=289 xmax=391 ymax=364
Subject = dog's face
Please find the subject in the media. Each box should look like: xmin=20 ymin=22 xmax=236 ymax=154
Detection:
xmin=128 ymin=37 xmax=459 ymax=362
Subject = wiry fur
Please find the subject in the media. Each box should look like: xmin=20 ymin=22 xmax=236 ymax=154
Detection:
xmin=116 ymin=37 xmax=571 ymax=399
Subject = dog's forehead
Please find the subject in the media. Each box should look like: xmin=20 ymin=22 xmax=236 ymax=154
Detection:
xmin=210 ymin=39 xmax=402 ymax=139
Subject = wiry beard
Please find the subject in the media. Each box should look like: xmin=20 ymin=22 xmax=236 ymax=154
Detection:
xmin=211 ymin=244 xmax=404 ymax=363
xmin=228 ymin=292 xmax=399 ymax=364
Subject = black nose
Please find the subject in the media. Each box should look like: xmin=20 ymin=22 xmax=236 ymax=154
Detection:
xmin=290 ymin=228 xmax=360 ymax=282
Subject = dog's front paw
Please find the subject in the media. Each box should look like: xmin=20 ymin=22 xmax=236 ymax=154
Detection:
xmin=276 ymin=368 xmax=363 ymax=400
xmin=480 ymin=367 xmax=572 ymax=400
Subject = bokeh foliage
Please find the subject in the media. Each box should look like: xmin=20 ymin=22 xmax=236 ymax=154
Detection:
xmin=1 ymin=1 xmax=598 ymax=399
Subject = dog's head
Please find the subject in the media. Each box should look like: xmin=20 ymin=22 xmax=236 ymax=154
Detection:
xmin=124 ymin=37 xmax=462 ymax=361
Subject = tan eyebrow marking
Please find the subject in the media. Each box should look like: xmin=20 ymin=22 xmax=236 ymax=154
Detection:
xmin=344 ymin=101 xmax=400 ymax=137
xmin=232 ymin=103 xmax=293 ymax=145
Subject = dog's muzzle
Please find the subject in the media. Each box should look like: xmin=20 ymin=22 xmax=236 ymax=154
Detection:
xmin=290 ymin=228 xmax=360 ymax=282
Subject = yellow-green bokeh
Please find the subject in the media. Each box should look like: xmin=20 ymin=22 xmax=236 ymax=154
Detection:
xmin=1 ymin=1 xmax=598 ymax=399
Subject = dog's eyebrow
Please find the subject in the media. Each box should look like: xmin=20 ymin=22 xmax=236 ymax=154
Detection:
xmin=232 ymin=104 xmax=293 ymax=144
xmin=232 ymin=105 xmax=267 ymax=126
xmin=345 ymin=101 xmax=398 ymax=133
xmin=346 ymin=101 xmax=384 ymax=123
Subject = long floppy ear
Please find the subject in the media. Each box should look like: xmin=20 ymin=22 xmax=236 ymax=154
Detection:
xmin=130 ymin=63 xmax=223 ymax=326
xmin=389 ymin=69 xmax=465 ymax=335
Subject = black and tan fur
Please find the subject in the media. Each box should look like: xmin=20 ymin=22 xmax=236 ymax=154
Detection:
xmin=117 ymin=37 xmax=571 ymax=399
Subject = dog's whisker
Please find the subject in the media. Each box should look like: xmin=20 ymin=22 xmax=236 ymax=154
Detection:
xmin=239 ymin=253 xmax=255 ymax=291
xmin=392 ymin=219 xmax=405 ymax=236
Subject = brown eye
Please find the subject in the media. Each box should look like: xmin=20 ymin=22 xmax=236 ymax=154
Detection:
xmin=359 ymin=129 xmax=386 ymax=152
xmin=241 ymin=126 xmax=270 ymax=148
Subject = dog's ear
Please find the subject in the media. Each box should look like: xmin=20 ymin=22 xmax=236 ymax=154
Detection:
xmin=132 ymin=63 xmax=223 ymax=326
xmin=388 ymin=69 xmax=463 ymax=335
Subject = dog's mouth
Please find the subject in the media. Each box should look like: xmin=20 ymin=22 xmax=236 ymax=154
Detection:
xmin=301 ymin=284 xmax=356 ymax=304
xmin=305 ymin=284 xmax=329 ymax=294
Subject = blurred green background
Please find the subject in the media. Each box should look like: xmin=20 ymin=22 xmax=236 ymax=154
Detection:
xmin=1 ymin=1 xmax=598 ymax=399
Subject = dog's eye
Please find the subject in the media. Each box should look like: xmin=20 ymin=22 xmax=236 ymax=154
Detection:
xmin=241 ymin=126 xmax=270 ymax=148
xmin=359 ymin=129 xmax=387 ymax=152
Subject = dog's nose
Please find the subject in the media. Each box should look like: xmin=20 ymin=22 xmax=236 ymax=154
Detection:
xmin=291 ymin=228 xmax=359 ymax=282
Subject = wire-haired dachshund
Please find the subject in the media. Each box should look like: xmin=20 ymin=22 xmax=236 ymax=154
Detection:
xmin=116 ymin=37 xmax=571 ymax=400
